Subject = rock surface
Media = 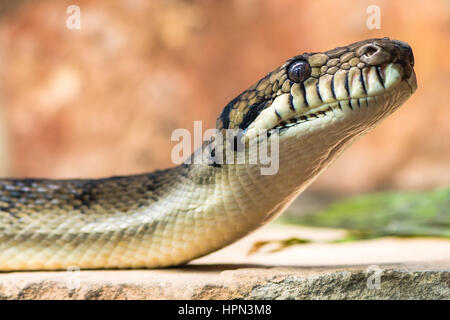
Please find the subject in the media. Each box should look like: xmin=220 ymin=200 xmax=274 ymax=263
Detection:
xmin=0 ymin=224 xmax=449 ymax=300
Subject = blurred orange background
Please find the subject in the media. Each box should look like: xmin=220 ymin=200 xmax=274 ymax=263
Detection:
xmin=0 ymin=0 xmax=448 ymax=195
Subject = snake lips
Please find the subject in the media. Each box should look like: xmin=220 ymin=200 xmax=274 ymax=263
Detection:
xmin=0 ymin=38 xmax=417 ymax=270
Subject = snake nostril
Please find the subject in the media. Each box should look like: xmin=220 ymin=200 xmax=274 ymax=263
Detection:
xmin=358 ymin=43 xmax=390 ymax=65
xmin=364 ymin=45 xmax=379 ymax=57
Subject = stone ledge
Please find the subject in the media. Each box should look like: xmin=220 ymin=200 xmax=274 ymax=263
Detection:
xmin=1 ymin=225 xmax=449 ymax=300
xmin=0 ymin=265 xmax=448 ymax=299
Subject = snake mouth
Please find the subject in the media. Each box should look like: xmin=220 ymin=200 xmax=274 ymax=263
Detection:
xmin=273 ymin=97 xmax=375 ymax=132
xmin=246 ymin=61 xmax=417 ymax=136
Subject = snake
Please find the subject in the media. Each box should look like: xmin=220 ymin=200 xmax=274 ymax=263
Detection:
xmin=0 ymin=38 xmax=416 ymax=270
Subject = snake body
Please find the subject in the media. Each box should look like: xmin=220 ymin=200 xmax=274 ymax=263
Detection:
xmin=0 ymin=38 xmax=417 ymax=270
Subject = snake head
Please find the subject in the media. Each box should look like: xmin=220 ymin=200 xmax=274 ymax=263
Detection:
xmin=216 ymin=37 xmax=417 ymax=141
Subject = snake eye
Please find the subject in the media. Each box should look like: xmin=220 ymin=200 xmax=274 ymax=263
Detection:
xmin=287 ymin=60 xmax=311 ymax=83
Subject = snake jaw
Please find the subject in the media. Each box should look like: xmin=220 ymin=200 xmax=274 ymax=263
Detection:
xmin=242 ymin=60 xmax=416 ymax=140
xmin=217 ymin=38 xmax=416 ymax=135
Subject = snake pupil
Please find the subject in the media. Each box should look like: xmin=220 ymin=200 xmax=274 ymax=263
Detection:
xmin=287 ymin=60 xmax=311 ymax=83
